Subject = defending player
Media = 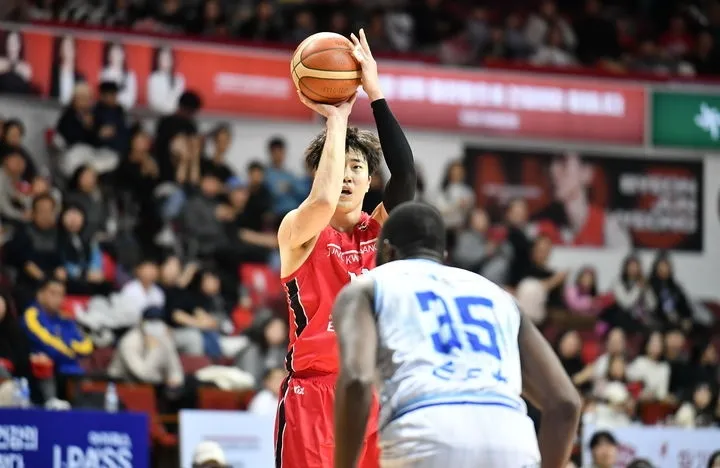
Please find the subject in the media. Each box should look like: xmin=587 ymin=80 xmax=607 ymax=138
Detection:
xmin=275 ymin=29 xmax=416 ymax=468
xmin=332 ymin=202 xmax=582 ymax=468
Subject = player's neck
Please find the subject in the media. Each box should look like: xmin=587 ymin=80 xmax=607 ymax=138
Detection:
xmin=329 ymin=207 xmax=363 ymax=233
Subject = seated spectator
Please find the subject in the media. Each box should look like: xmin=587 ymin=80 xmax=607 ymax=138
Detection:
xmin=237 ymin=313 xmax=287 ymax=383
xmin=665 ymin=329 xmax=693 ymax=401
xmin=154 ymin=90 xmax=201 ymax=184
xmin=595 ymin=353 xmax=630 ymax=398
xmin=7 ymin=194 xmax=64 ymax=309
xmin=626 ymin=331 xmax=671 ymax=402
xmin=674 ymin=382 xmax=716 ymax=428
xmin=516 ymin=235 xmax=567 ymax=323
xmin=168 ymin=269 xmax=247 ymax=362
xmin=648 ymin=252 xmax=694 ymax=333
xmin=574 ymin=0 xmax=620 ymax=66
xmin=524 ymin=0 xmax=576 ymax=50
xmin=592 ymin=327 xmax=627 ymax=388
xmin=564 ymin=266 xmax=605 ymax=317
xmin=434 ymin=160 xmax=474 ymax=250
xmin=555 ymin=330 xmax=593 ymax=394
xmin=588 ymin=430 xmax=618 ymax=468
xmin=690 ymin=341 xmax=719 ymax=391
xmin=189 ymin=0 xmax=229 ymax=36
xmin=108 ymin=306 xmax=184 ymax=387
xmin=504 ymin=198 xmax=532 ymax=289
xmin=235 ymin=1 xmax=282 ymax=41
xmin=57 ymin=83 xmax=119 ymax=177
xmin=689 ymin=31 xmax=720 ymax=76
xmin=264 ymin=136 xmax=302 ymax=219
xmin=58 ymin=204 xmax=112 ymax=296
xmin=93 ymin=80 xmax=128 ymax=156
xmin=605 ymin=254 xmax=655 ymax=334
xmin=65 ymin=165 xmax=109 ymax=241
xmin=228 ymin=177 xmax=277 ymax=256
xmin=454 ymin=208 xmax=510 ymax=285
xmin=248 ymin=367 xmax=287 ymax=416
xmin=0 ymin=294 xmax=32 ymax=381
xmin=202 ymin=123 xmax=235 ymax=185
xmin=22 ymin=278 xmax=93 ymax=377
xmin=244 ymin=161 xmax=273 ymax=231
xmin=0 ymin=147 xmax=31 ymax=227
xmin=181 ymin=172 xmax=229 ymax=258
xmin=118 ymin=259 xmax=165 ymax=327
xmin=0 ymin=118 xmax=37 ymax=181
xmin=659 ymin=15 xmax=694 ymax=59
xmin=531 ymin=25 xmax=577 ymax=66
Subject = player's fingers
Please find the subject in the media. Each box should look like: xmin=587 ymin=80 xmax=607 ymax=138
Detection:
xmin=350 ymin=32 xmax=360 ymax=47
xmin=352 ymin=45 xmax=366 ymax=63
xmin=297 ymin=90 xmax=318 ymax=111
xmin=359 ymin=29 xmax=373 ymax=57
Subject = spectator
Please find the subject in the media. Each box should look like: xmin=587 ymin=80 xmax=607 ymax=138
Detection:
xmin=236 ymin=1 xmax=282 ymax=41
xmin=454 ymin=208 xmax=510 ymax=284
xmin=181 ymin=172 xmax=229 ymax=258
xmin=50 ymin=35 xmax=85 ymax=106
xmin=588 ymin=431 xmax=618 ymax=468
xmin=57 ymin=204 xmax=112 ymax=296
xmin=531 ymin=25 xmax=577 ymax=66
xmin=606 ymin=254 xmax=655 ymax=334
xmin=65 ymin=165 xmax=109 ymax=241
xmin=503 ymin=14 xmax=532 ymax=59
xmin=148 ymin=46 xmax=186 ymax=115
xmin=93 ymin=81 xmax=128 ymax=156
xmin=574 ymin=0 xmax=620 ymax=65
xmin=364 ymin=9 xmax=393 ymax=53
xmin=264 ymin=136 xmax=301 ymax=219
xmin=8 ymin=194 xmax=64 ymax=310
xmin=411 ymin=0 xmax=457 ymax=51
xmin=118 ymin=259 xmax=165 ymax=327
xmin=22 ymin=278 xmax=93 ymax=377
xmin=674 ymin=382 xmax=716 ymax=427
xmin=690 ymin=341 xmax=719 ymax=392
xmin=154 ymin=90 xmax=201 ymax=183
xmin=592 ymin=327 xmax=627 ymax=386
xmin=627 ymin=331 xmax=671 ymax=402
xmin=648 ymin=252 xmax=694 ymax=333
xmin=0 ymin=147 xmax=31 ymax=226
xmin=629 ymin=40 xmax=672 ymax=75
xmin=243 ymin=161 xmax=273 ymax=232
xmin=202 ymin=123 xmax=235 ymax=184
xmin=189 ymin=0 xmax=228 ymax=36
xmin=108 ymin=305 xmax=184 ymax=387
xmin=564 ymin=266 xmax=604 ymax=317
xmin=228 ymin=177 xmax=277 ymax=258
xmin=288 ymin=9 xmax=317 ymax=44
xmin=525 ymin=0 xmax=576 ymax=50
xmin=248 ymin=367 xmax=287 ymax=416
xmin=517 ymin=235 xmax=568 ymax=322
xmin=168 ymin=269 xmax=247 ymax=362
xmin=1 ymin=118 xmax=37 ymax=181
xmin=99 ymin=41 xmax=137 ymax=109
xmin=659 ymin=15 xmax=694 ymax=59
xmin=689 ymin=31 xmax=720 ymax=76
xmin=665 ymin=329 xmax=693 ymax=400
xmin=0 ymin=295 xmax=32 ymax=381
xmin=505 ymin=198 xmax=532 ymax=288
xmin=434 ymin=160 xmax=474 ymax=250
xmin=151 ymin=0 xmax=187 ymax=33
xmin=555 ymin=330 xmax=593 ymax=394
xmin=237 ymin=314 xmax=287 ymax=383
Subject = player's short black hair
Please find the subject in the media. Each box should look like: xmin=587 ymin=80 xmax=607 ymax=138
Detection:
xmin=304 ymin=127 xmax=382 ymax=175
xmin=380 ymin=202 xmax=445 ymax=258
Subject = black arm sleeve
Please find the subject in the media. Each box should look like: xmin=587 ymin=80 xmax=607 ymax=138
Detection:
xmin=371 ymin=99 xmax=416 ymax=212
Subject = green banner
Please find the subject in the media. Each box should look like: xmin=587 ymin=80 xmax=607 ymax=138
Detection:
xmin=652 ymin=91 xmax=720 ymax=149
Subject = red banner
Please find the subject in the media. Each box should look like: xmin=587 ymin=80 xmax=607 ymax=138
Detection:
xmin=3 ymin=26 xmax=645 ymax=143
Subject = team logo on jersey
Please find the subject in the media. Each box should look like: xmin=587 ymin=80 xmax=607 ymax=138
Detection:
xmin=293 ymin=385 xmax=305 ymax=395
xmin=327 ymin=241 xmax=377 ymax=264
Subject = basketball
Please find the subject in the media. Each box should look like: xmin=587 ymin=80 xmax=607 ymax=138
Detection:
xmin=291 ymin=32 xmax=361 ymax=105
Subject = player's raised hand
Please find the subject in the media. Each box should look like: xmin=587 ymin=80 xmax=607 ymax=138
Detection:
xmin=297 ymin=90 xmax=357 ymax=120
xmin=351 ymin=29 xmax=383 ymax=102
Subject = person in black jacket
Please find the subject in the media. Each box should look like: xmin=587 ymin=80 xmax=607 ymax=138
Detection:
xmin=93 ymin=81 xmax=128 ymax=155
xmin=648 ymin=252 xmax=694 ymax=333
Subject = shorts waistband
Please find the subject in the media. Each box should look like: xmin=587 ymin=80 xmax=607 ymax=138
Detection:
xmin=289 ymin=371 xmax=338 ymax=383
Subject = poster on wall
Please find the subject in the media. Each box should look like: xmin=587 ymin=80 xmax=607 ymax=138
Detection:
xmin=0 ymin=25 xmax=646 ymax=144
xmin=464 ymin=146 xmax=704 ymax=251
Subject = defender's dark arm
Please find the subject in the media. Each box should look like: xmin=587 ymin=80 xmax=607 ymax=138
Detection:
xmin=518 ymin=311 xmax=582 ymax=468
xmin=372 ymin=99 xmax=416 ymax=211
xmin=332 ymin=278 xmax=378 ymax=468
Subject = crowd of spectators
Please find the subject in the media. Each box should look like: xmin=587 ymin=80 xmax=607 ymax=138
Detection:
xmin=11 ymin=0 xmax=720 ymax=78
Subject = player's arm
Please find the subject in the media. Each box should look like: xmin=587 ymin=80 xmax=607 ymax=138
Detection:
xmin=351 ymin=30 xmax=416 ymax=224
xmin=278 ymin=93 xmax=356 ymax=250
xmin=518 ymin=311 xmax=581 ymax=468
xmin=332 ymin=277 xmax=377 ymax=468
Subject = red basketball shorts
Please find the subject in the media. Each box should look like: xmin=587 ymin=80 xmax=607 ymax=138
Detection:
xmin=274 ymin=373 xmax=380 ymax=468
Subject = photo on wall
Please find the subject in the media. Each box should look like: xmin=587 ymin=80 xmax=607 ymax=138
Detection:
xmin=464 ymin=146 xmax=704 ymax=251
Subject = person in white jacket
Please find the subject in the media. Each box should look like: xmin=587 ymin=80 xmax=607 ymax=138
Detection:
xmin=147 ymin=46 xmax=186 ymax=115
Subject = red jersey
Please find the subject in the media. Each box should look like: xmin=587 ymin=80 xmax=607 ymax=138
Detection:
xmin=281 ymin=212 xmax=381 ymax=375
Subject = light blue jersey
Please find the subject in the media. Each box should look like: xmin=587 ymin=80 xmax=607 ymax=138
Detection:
xmin=369 ymin=259 xmax=539 ymax=467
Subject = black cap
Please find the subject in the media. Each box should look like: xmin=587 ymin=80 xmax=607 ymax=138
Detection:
xmin=589 ymin=430 xmax=617 ymax=449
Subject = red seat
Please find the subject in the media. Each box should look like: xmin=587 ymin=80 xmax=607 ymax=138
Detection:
xmin=197 ymin=387 xmax=256 ymax=411
xmin=231 ymin=306 xmax=253 ymax=332
xmin=62 ymin=295 xmax=91 ymax=319
xmin=581 ymin=339 xmax=601 ymax=364
xmin=82 ymin=347 xmax=116 ymax=375
xmin=179 ymin=355 xmax=212 ymax=374
xmin=239 ymin=263 xmax=283 ymax=307
xmin=639 ymin=401 xmax=677 ymax=425
xmin=101 ymin=252 xmax=117 ymax=284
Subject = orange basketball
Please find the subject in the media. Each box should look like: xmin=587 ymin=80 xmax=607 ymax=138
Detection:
xmin=291 ymin=32 xmax=361 ymax=105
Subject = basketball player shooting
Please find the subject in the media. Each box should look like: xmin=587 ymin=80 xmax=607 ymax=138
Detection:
xmin=332 ymin=202 xmax=582 ymax=468
xmin=275 ymin=29 xmax=417 ymax=468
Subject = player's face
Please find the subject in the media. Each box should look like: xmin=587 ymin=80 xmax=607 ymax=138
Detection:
xmin=336 ymin=149 xmax=370 ymax=213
